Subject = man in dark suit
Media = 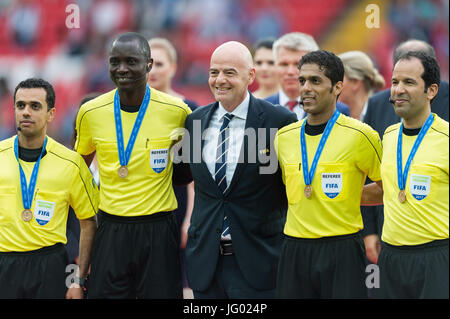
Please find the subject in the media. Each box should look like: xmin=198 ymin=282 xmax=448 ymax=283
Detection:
xmin=184 ymin=41 xmax=297 ymax=298
xmin=362 ymin=39 xmax=449 ymax=264
xmin=265 ymin=32 xmax=350 ymax=118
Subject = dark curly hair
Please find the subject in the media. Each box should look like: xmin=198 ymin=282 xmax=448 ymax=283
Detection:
xmin=14 ymin=78 xmax=56 ymax=110
xmin=298 ymin=50 xmax=344 ymax=91
xmin=396 ymin=51 xmax=440 ymax=91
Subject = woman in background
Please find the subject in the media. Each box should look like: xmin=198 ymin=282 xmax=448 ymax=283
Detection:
xmin=252 ymin=38 xmax=279 ymax=99
xmin=338 ymin=51 xmax=385 ymax=120
xmin=148 ymin=37 xmax=198 ymax=111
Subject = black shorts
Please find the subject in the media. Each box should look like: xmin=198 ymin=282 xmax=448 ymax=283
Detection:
xmin=375 ymin=239 xmax=449 ymax=299
xmin=0 ymin=243 xmax=68 ymax=298
xmin=88 ymin=210 xmax=182 ymax=299
xmin=276 ymin=232 xmax=367 ymax=299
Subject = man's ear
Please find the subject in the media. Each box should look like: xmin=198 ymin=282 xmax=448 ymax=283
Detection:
xmin=47 ymin=107 xmax=56 ymax=124
xmin=147 ymin=59 xmax=153 ymax=72
xmin=248 ymin=67 xmax=256 ymax=85
xmin=334 ymin=81 xmax=343 ymax=96
xmin=427 ymin=83 xmax=439 ymax=102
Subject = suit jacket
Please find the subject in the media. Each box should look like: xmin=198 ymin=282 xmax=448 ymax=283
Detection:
xmin=361 ymin=81 xmax=449 ymax=236
xmin=184 ymin=94 xmax=297 ymax=291
xmin=265 ymin=92 xmax=351 ymax=116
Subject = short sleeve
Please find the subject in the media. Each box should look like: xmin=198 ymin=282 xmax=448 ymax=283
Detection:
xmin=69 ymin=155 xmax=99 ymax=220
xmin=357 ymin=125 xmax=382 ymax=182
xmin=75 ymin=105 xmax=95 ymax=155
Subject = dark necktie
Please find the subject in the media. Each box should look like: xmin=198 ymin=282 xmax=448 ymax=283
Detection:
xmin=214 ymin=113 xmax=234 ymax=192
xmin=214 ymin=113 xmax=233 ymax=240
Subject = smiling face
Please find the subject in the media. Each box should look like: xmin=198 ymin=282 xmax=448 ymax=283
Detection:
xmin=208 ymin=42 xmax=255 ymax=111
xmin=109 ymin=39 xmax=152 ymax=92
xmin=298 ymin=63 xmax=342 ymax=118
xmin=14 ymin=87 xmax=55 ymax=141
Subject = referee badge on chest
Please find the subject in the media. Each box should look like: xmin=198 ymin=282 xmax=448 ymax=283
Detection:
xmin=34 ymin=199 xmax=56 ymax=226
xmin=321 ymin=173 xmax=342 ymax=199
xmin=409 ymin=174 xmax=431 ymax=201
xmin=150 ymin=148 xmax=169 ymax=173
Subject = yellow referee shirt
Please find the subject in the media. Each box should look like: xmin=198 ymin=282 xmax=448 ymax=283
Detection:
xmin=275 ymin=114 xmax=382 ymax=238
xmin=381 ymin=114 xmax=449 ymax=246
xmin=75 ymin=88 xmax=191 ymax=217
xmin=0 ymin=136 xmax=98 ymax=252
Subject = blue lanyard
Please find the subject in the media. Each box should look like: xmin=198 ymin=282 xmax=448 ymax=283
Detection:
xmin=114 ymin=85 xmax=151 ymax=167
xmin=300 ymin=110 xmax=340 ymax=186
xmin=397 ymin=113 xmax=434 ymax=191
xmin=14 ymin=136 xmax=48 ymax=210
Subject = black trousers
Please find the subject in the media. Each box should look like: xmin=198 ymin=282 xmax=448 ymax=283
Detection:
xmin=193 ymin=254 xmax=275 ymax=299
xmin=88 ymin=210 xmax=182 ymax=299
xmin=0 ymin=243 xmax=68 ymax=298
xmin=375 ymin=239 xmax=449 ymax=299
xmin=276 ymin=232 xmax=367 ymax=299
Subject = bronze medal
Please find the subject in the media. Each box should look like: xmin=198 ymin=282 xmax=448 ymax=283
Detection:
xmin=118 ymin=166 xmax=128 ymax=178
xmin=22 ymin=209 xmax=33 ymax=222
xmin=398 ymin=190 xmax=406 ymax=203
xmin=304 ymin=185 xmax=312 ymax=199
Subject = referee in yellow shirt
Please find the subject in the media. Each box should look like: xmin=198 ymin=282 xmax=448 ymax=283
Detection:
xmin=274 ymin=51 xmax=382 ymax=298
xmin=75 ymin=32 xmax=192 ymax=298
xmin=0 ymin=78 xmax=98 ymax=299
xmin=362 ymin=51 xmax=448 ymax=298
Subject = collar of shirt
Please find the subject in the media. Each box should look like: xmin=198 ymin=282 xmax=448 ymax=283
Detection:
xmin=217 ymin=91 xmax=250 ymax=122
xmin=279 ymin=89 xmax=303 ymax=120
xmin=279 ymin=89 xmax=299 ymax=107
xmin=360 ymin=101 xmax=368 ymax=122
xmin=203 ymin=92 xmax=250 ymax=188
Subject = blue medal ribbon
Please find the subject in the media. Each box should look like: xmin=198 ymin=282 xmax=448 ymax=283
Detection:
xmin=114 ymin=85 xmax=151 ymax=168
xmin=14 ymin=136 xmax=48 ymax=210
xmin=397 ymin=113 xmax=434 ymax=191
xmin=300 ymin=109 xmax=340 ymax=186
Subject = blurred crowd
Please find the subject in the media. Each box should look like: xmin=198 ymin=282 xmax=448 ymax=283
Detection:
xmin=0 ymin=0 xmax=448 ymax=146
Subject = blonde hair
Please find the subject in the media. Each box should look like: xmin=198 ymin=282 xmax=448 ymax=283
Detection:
xmin=339 ymin=51 xmax=385 ymax=94
xmin=148 ymin=37 xmax=177 ymax=64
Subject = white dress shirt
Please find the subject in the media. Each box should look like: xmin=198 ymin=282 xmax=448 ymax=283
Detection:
xmin=279 ymin=89 xmax=305 ymax=120
xmin=203 ymin=92 xmax=249 ymax=189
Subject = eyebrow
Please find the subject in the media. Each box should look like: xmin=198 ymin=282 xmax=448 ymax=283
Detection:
xmin=109 ymin=54 xmax=142 ymax=60
xmin=15 ymin=99 xmax=42 ymax=105
xmin=209 ymin=67 xmax=238 ymax=72
xmin=299 ymin=75 xmax=322 ymax=80
xmin=392 ymin=76 xmax=417 ymax=82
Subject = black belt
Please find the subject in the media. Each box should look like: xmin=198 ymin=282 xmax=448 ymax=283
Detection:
xmin=219 ymin=240 xmax=234 ymax=256
xmin=98 ymin=209 xmax=173 ymax=223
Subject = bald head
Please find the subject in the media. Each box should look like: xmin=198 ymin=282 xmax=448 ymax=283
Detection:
xmin=209 ymin=41 xmax=256 ymax=111
xmin=394 ymin=39 xmax=436 ymax=64
xmin=211 ymin=41 xmax=254 ymax=70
